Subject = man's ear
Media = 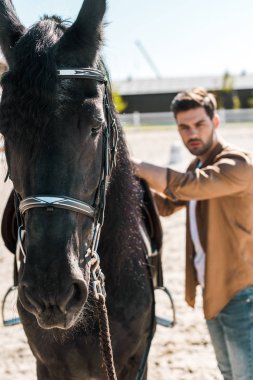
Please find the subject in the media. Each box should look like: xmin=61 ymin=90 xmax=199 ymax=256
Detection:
xmin=212 ymin=113 xmax=220 ymax=129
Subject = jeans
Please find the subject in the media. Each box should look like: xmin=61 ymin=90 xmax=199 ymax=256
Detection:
xmin=206 ymin=286 xmax=253 ymax=380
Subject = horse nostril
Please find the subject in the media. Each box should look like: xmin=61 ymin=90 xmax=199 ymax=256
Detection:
xmin=59 ymin=280 xmax=87 ymax=314
xmin=20 ymin=283 xmax=44 ymax=314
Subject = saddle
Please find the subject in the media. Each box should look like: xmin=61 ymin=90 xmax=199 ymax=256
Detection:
xmin=138 ymin=179 xmax=164 ymax=288
xmin=1 ymin=190 xmax=17 ymax=255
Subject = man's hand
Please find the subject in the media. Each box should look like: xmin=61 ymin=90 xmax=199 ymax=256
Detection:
xmin=131 ymin=157 xmax=142 ymax=177
xmin=130 ymin=157 xmax=167 ymax=193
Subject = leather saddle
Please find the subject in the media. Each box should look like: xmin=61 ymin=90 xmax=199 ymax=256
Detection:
xmin=138 ymin=179 xmax=164 ymax=288
xmin=1 ymin=190 xmax=17 ymax=255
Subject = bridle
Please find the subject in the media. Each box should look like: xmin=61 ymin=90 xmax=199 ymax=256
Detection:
xmin=14 ymin=67 xmax=119 ymax=300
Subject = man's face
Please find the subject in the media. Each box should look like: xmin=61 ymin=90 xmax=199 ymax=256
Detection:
xmin=176 ymin=107 xmax=219 ymax=157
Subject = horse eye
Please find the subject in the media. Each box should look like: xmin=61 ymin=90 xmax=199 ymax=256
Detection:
xmin=91 ymin=121 xmax=105 ymax=136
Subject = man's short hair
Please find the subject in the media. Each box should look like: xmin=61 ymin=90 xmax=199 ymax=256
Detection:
xmin=171 ymin=87 xmax=217 ymax=120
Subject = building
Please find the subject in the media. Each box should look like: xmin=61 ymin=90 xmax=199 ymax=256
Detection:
xmin=113 ymin=73 xmax=253 ymax=113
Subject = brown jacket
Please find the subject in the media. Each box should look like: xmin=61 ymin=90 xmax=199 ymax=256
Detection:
xmin=155 ymin=140 xmax=253 ymax=319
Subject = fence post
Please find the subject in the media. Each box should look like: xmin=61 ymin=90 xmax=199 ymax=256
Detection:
xmin=169 ymin=142 xmax=183 ymax=164
xmin=133 ymin=111 xmax=141 ymax=128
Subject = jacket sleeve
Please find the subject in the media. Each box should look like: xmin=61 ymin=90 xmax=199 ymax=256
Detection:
xmin=164 ymin=155 xmax=253 ymax=201
xmin=153 ymin=191 xmax=186 ymax=216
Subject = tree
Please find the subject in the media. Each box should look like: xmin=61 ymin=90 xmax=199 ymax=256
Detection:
xmin=112 ymin=89 xmax=127 ymax=113
xmin=220 ymin=71 xmax=240 ymax=109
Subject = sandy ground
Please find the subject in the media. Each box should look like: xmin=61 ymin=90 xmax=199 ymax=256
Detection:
xmin=1 ymin=125 xmax=253 ymax=380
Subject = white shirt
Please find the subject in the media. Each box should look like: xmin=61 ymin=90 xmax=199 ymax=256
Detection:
xmin=189 ymin=200 xmax=206 ymax=287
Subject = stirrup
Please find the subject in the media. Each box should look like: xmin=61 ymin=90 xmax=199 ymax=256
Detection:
xmin=155 ymin=286 xmax=176 ymax=328
xmin=2 ymin=286 xmax=21 ymax=326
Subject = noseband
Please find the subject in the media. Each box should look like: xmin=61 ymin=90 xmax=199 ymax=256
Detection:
xmin=14 ymin=68 xmax=119 ymax=298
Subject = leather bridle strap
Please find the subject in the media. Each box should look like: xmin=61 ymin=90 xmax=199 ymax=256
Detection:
xmin=57 ymin=68 xmax=107 ymax=83
xmin=19 ymin=196 xmax=95 ymax=219
xmin=15 ymin=67 xmax=114 ymax=266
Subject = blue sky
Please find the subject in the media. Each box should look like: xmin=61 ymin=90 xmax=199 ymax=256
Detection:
xmin=11 ymin=0 xmax=253 ymax=81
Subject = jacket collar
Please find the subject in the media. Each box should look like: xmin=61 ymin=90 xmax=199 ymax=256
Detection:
xmin=188 ymin=139 xmax=227 ymax=171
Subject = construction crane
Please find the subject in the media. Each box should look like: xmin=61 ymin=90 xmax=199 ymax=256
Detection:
xmin=135 ymin=40 xmax=161 ymax=79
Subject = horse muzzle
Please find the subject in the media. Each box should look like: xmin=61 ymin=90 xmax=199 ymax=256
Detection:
xmin=18 ymin=278 xmax=88 ymax=329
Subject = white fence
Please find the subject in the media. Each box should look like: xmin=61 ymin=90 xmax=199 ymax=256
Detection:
xmin=120 ymin=112 xmax=174 ymax=126
xmin=218 ymin=109 xmax=253 ymax=123
xmin=120 ymin=109 xmax=253 ymax=126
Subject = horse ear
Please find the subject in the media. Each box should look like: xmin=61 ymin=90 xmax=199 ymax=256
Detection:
xmin=0 ymin=0 xmax=26 ymax=67
xmin=56 ymin=0 xmax=106 ymax=66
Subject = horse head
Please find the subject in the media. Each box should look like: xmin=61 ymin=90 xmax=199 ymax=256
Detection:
xmin=0 ymin=0 xmax=110 ymax=330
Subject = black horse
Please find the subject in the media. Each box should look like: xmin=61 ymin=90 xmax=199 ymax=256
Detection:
xmin=0 ymin=0 xmax=157 ymax=379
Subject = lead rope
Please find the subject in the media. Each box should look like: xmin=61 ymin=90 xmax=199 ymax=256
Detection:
xmin=88 ymin=227 xmax=117 ymax=380
xmin=96 ymin=295 xmax=117 ymax=380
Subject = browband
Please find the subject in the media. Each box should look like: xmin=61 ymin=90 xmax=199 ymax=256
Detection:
xmin=57 ymin=68 xmax=107 ymax=83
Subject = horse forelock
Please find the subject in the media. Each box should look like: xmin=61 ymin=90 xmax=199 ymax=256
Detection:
xmin=0 ymin=18 xmax=68 ymax=141
xmin=12 ymin=17 xmax=63 ymax=90
xmin=16 ymin=15 xmax=67 ymax=56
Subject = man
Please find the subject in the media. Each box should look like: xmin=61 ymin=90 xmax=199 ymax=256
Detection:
xmin=132 ymin=87 xmax=253 ymax=380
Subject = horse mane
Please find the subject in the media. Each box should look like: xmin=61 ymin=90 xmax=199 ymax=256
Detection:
xmin=98 ymin=71 xmax=144 ymax=275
